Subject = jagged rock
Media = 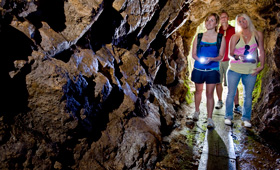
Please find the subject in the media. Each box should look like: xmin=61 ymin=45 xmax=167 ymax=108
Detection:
xmin=26 ymin=58 xmax=79 ymax=143
xmin=69 ymin=48 xmax=99 ymax=77
xmin=78 ymin=101 xmax=161 ymax=170
xmin=94 ymin=72 xmax=113 ymax=102
xmin=10 ymin=19 xmax=36 ymax=40
xmin=119 ymin=49 xmax=149 ymax=96
xmin=39 ymin=22 xmax=70 ymax=55
xmin=143 ymin=50 xmax=161 ymax=81
xmin=151 ymin=85 xmax=176 ymax=130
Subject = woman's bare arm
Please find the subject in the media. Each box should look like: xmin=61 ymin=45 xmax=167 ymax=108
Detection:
xmin=229 ymin=34 xmax=240 ymax=60
xmin=252 ymin=30 xmax=265 ymax=76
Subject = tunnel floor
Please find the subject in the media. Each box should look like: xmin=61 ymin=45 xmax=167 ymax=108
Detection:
xmin=155 ymin=83 xmax=280 ymax=170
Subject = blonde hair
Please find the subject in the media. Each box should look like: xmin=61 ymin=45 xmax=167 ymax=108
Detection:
xmin=205 ymin=13 xmax=220 ymax=32
xmin=235 ymin=13 xmax=256 ymax=33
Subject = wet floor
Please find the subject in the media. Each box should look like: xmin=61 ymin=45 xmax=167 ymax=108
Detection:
xmin=155 ymin=84 xmax=280 ymax=170
xmin=232 ymin=113 xmax=280 ymax=170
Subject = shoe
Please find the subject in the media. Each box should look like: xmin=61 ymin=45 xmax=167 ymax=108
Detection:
xmin=192 ymin=111 xmax=200 ymax=121
xmin=234 ymin=106 xmax=242 ymax=114
xmin=207 ymin=118 xmax=215 ymax=129
xmin=215 ymin=100 xmax=223 ymax=109
xmin=244 ymin=121 xmax=252 ymax=128
xmin=224 ymin=119 xmax=232 ymax=126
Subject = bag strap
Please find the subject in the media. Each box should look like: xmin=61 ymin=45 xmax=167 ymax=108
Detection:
xmin=196 ymin=33 xmax=203 ymax=53
xmin=216 ymin=33 xmax=223 ymax=52
xmin=197 ymin=33 xmax=222 ymax=53
xmin=255 ymin=36 xmax=259 ymax=46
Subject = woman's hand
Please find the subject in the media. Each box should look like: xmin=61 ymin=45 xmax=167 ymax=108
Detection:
xmin=239 ymin=54 xmax=251 ymax=63
xmin=198 ymin=57 xmax=211 ymax=64
xmin=203 ymin=57 xmax=212 ymax=64
xmin=252 ymin=66 xmax=264 ymax=76
xmin=238 ymin=54 xmax=246 ymax=61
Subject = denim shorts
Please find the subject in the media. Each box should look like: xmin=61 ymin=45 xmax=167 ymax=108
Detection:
xmin=191 ymin=68 xmax=220 ymax=84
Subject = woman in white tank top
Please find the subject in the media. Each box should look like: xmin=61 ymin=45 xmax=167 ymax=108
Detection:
xmin=224 ymin=13 xmax=265 ymax=128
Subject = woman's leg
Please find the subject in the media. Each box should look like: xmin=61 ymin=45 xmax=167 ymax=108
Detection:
xmin=206 ymin=83 xmax=216 ymax=118
xmin=194 ymin=83 xmax=204 ymax=112
xmin=241 ymin=74 xmax=257 ymax=121
xmin=225 ymin=70 xmax=241 ymax=120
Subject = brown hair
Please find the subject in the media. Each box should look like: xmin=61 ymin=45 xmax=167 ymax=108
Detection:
xmin=205 ymin=13 xmax=220 ymax=31
xmin=220 ymin=10 xmax=229 ymax=17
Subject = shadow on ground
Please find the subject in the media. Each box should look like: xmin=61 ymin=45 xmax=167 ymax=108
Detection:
xmin=155 ymin=83 xmax=280 ymax=170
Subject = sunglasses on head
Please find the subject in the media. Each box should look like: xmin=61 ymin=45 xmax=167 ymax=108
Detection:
xmin=244 ymin=45 xmax=250 ymax=55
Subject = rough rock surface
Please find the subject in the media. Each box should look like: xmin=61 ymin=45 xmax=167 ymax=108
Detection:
xmin=0 ymin=0 xmax=279 ymax=169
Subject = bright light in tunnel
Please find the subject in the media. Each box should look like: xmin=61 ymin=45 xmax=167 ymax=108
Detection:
xmin=246 ymin=54 xmax=253 ymax=59
xmin=199 ymin=57 xmax=206 ymax=64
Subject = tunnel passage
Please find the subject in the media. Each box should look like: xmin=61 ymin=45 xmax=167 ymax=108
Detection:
xmin=176 ymin=1 xmax=280 ymax=150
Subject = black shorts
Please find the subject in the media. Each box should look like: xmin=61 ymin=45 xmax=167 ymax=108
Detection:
xmin=191 ymin=68 xmax=220 ymax=84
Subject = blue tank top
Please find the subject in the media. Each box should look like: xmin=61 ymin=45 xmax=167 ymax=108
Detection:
xmin=194 ymin=41 xmax=219 ymax=70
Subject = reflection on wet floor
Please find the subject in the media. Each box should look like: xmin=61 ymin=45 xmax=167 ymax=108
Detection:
xmin=155 ymin=84 xmax=280 ymax=170
xmin=195 ymin=86 xmax=236 ymax=170
xmin=205 ymin=130 xmax=231 ymax=170
xmin=232 ymin=113 xmax=280 ymax=169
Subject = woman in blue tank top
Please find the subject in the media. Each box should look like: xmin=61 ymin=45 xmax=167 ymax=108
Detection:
xmin=194 ymin=41 xmax=220 ymax=70
xmin=190 ymin=13 xmax=226 ymax=129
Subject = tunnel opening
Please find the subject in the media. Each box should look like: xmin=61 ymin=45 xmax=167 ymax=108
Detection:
xmin=177 ymin=6 xmax=280 ymax=169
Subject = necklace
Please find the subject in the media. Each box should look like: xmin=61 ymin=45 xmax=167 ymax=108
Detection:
xmin=242 ymin=32 xmax=251 ymax=39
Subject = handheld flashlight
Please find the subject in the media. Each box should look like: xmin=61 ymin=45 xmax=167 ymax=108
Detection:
xmin=246 ymin=54 xmax=253 ymax=59
xmin=244 ymin=54 xmax=256 ymax=63
xmin=199 ymin=57 xmax=206 ymax=64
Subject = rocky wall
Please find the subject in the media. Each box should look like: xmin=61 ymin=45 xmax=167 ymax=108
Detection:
xmin=251 ymin=3 xmax=280 ymax=149
xmin=0 ymin=0 xmax=189 ymax=169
